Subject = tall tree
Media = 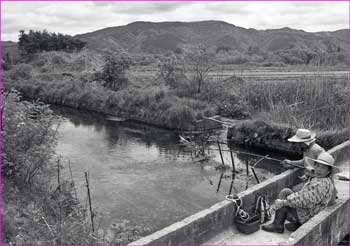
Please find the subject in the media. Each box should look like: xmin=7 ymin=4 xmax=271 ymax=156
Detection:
xmin=186 ymin=46 xmax=214 ymax=93
xmin=100 ymin=52 xmax=131 ymax=91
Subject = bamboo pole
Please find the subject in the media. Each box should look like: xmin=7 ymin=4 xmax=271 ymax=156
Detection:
xmin=84 ymin=172 xmax=95 ymax=232
xmin=251 ymin=167 xmax=260 ymax=184
xmin=228 ymin=149 xmax=236 ymax=195
xmin=209 ymin=148 xmax=304 ymax=169
xmin=57 ymin=159 xmax=61 ymax=192
xmin=245 ymin=156 xmax=249 ymax=176
xmin=229 ymin=150 xmax=236 ymax=173
xmin=68 ymin=160 xmax=78 ymax=200
xmin=216 ymin=172 xmax=224 ymax=193
xmin=217 ymin=142 xmax=225 ymax=166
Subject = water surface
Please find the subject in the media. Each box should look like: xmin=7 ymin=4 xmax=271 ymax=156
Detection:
xmin=54 ymin=107 xmax=286 ymax=232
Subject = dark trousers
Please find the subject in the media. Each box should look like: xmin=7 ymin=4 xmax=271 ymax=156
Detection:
xmin=277 ymin=188 xmax=300 ymax=223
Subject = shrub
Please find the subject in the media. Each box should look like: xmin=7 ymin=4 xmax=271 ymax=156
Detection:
xmin=9 ymin=64 xmax=33 ymax=80
xmin=186 ymin=46 xmax=214 ymax=93
xmin=163 ymin=103 xmax=196 ymax=130
xmin=2 ymin=90 xmax=58 ymax=185
xmin=158 ymin=55 xmax=186 ymax=89
xmin=99 ymin=52 xmax=131 ymax=91
xmin=51 ymin=55 xmax=66 ymax=65
xmin=174 ymin=47 xmax=183 ymax=54
xmin=216 ymin=46 xmax=231 ymax=54
xmin=33 ymin=57 xmax=47 ymax=67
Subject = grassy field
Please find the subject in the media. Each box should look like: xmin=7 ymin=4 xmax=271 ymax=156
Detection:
xmin=3 ymin=49 xmax=348 ymax=244
xmin=3 ymin=50 xmax=348 ymax=133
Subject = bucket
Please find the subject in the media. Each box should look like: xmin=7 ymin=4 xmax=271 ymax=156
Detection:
xmin=234 ymin=215 xmax=261 ymax=235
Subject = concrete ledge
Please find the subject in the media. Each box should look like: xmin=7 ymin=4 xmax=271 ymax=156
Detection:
xmin=328 ymin=140 xmax=349 ymax=164
xmin=281 ymin=199 xmax=349 ymax=245
xmin=129 ymin=168 xmax=303 ymax=245
xmin=280 ymin=141 xmax=350 ymax=245
xmin=129 ymin=141 xmax=349 ymax=245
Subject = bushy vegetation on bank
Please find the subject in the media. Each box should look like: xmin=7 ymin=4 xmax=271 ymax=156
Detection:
xmin=2 ymin=91 xmax=150 ymax=244
xmin=3 ymin=44 xmax=347 ymax=132
xmin=238 ymin=77 xmax=348 ymax=131
xmin=3 ymin=46 xmax=347 ymax=133
xmin=3 ymin=49 xmax=250 ymax=131
xmin=2 ymin=90 xmax=91 ymax=243
xmin=4 ymin=77 xmax=219 ymax=130
xmin=228 ymin=120 xmax=348 ymax=155
xmin=226 ymin=76 xmax=348 ymax=152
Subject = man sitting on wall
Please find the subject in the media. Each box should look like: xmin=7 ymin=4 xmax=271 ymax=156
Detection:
xmin=262 ymin=152 xmax=338 ymax=233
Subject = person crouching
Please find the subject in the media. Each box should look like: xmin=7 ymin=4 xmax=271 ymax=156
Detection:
xmin=262 ymin=152 xmax=338 ymax=233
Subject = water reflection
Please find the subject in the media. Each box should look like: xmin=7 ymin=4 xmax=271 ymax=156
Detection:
xmin=52 ymin=106 xmax=287 ymax=235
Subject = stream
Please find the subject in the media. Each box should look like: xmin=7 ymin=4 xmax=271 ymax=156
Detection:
xmin=53 ymin=107 xmax=287 ymax=233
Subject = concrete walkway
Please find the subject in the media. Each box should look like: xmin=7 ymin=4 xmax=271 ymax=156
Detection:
xmin=204 ymin=159 xmax=349 ymax=245
xmin=129 ymin=142 xmax=349 ymax=245
xmin=204 ymin=223 xmax=291 ymax=245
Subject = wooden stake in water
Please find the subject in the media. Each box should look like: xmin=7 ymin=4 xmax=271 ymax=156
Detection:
xmin=216 ymin=172 xmax=224 ymax=193
xmin=251 ymin=167 xmax=260 ymax=184
xmin=228 ymin=150 xmax=236 ymax=195
xmin=228 ymin=178 xmax=234 ymax=195
xmin=84 ymin=172 xmax=95 ymax=232
xmin=68 ymin=160 xmax=78 ymax=200
xmin=217 ymin=142 xmax=225 ymax=166
xmin=245 ymin=156 xmax=249 ymax=177
xmin=230 ymin=150 xmax=236 ymax=174
xmin=57 ymin=159 xmax=61 ymax=191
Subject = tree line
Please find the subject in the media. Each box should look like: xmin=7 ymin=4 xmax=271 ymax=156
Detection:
xmin=18 ymin=29 xmax=86 ymax=54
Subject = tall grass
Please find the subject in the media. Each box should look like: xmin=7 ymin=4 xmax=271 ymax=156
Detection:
xmin=4 ymin=76 xmax=218 ymax=131
xmin=240 ymin=77 xmax=348 ymax=131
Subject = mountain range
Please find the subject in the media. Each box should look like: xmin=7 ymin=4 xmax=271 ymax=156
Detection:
xmin=75 ymin=20 xmax=347 ymax=54
xmin=3 ymin=20 xmax=347 ymax=66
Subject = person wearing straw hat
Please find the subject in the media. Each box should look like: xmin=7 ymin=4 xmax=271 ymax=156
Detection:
xmin=262 ymin=152 xmax=338 ymax=233
xmin=281 ymin=129 xmax=325 ymax=178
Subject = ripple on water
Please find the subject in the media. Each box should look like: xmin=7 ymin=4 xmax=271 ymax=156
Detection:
xmin=54 ymin=108 xmax=286 ymax=233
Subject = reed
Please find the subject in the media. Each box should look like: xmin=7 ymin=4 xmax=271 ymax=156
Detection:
xmin=240 ymin=77 xmax=347 ymax=131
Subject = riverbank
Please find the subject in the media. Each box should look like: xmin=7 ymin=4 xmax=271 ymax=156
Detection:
xmin=2 ymin=91 xmax=94 ymax=244
xmin=3 ymin=49 xmax=347 ymax=133
xmin=2 ymin=91 xmax=155 ymax=244
xmin=2 ymin=49 xmax=251 ymax=131
xmin=227 ymin=120 xmax=348 ymax=155
xmin=4 ymin=74 xmax=249 ymax=132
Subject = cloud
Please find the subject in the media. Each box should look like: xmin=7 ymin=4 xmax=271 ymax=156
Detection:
xmin=92 ymin=2 xmax=193 ymax=15
xmin=1 ymin=1 xmax=348 ymax=42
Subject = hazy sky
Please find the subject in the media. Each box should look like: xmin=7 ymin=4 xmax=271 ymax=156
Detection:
xmin=1 ymin=1 xmax=349 ymax=42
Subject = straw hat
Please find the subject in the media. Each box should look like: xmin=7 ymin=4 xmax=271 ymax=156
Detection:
xmin=306 ymin=152 xmax=340 ymax=174
xmin=288 ymin=129 xmax=316 ymax=144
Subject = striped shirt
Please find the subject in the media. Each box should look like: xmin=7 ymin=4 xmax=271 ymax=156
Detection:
xmin=286 ymin=177 xmax=336 ymax=223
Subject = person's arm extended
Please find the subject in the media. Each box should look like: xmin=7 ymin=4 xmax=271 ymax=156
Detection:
xmin=287 ymin=159 xmax=304 ymax=166
xmin=281 ymin=159 xmax=304 ymax=169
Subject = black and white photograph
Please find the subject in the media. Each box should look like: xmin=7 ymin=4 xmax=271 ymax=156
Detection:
xmin=1 ymin=1 xmax=349 ymax=245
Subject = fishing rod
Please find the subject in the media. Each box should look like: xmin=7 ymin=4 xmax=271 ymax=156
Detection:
xmin=208 ymin=147 xmax=305 ymax=169
xmin=179 ymin=138 xmax=304 ymax=169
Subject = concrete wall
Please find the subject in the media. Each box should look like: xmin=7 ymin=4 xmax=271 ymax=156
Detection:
xmin=129 ymin=168 xmax=303 ymax=245
xmin=281 ymin=140 xmax=350 ymax=245
xmin=282 ymin=199 xmax=349 ymax=245
xmin=328 ymin=140 xmax=349 ymax=164
xmin=129 ymin=141 xmax=349 ymax=245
